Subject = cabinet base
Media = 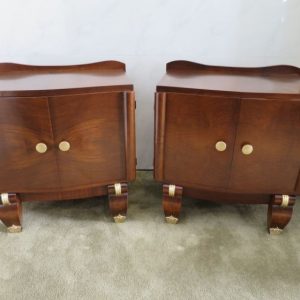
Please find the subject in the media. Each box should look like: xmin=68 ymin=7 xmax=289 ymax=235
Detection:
xmin=0 ymin=183 xmax=130 ymax=232
xmin=161 ymin=185 xmax=296 ymax=234
xmin=19 ymin=185 xmax=108 ymax=202
xmin=0 ymin=193 xmax=22 ymax=233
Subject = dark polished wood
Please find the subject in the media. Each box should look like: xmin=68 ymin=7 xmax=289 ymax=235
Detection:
xmin=155 ymin=60 xmax=299 ymax=233
xmin=0 ymin=61 xmax=136 ymax=231
xmin=0 ymin=97 xmax=60 ymax=192
xmin=162 ymin=184 xmax=183 ymax=224
xmin=156 ymin=92 xmax=240 ymax=189
xmin=0 ymin=194 xmax=22 ymax=232
xmin=267 ymin=195 xmax=295 ymax=234
xmin=159 ymin=60 xmax=300 ymax=96
xmin=49 ymin=92 xmax=128 ymax=190
xmin=108 ymin=183 xmax=128 ymax=223
xmin=19 ymin=186 xmax=109 ymax=202
xmin=0 ymin=61 xmax=132 ymax=97
xmin=230 ymin=99 xmax=300 ymax=194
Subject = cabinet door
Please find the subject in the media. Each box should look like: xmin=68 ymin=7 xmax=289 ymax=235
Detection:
xmin=155 ymin=92 xmax=240 ymax=189
xmin=230 ymin=98 xmax=300 ymax=194
xmin=49 ymin=92 xmax=135 ymax=190
xmin=0 ymin=97 xmax=60 ymax=192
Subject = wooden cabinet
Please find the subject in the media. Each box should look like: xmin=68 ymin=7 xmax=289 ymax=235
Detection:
xmin=0 ymin=61 xmax=136 ymax=232
xmin=155 ymin=60 xmax=299 ymax=233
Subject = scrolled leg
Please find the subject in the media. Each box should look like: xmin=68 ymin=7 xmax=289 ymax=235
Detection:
xmin=0 ymin=193 xmax=22 ymax=233
xmin=267 ymin=194 xmax=295 ymax=235
xmin=163 ymin=184 xmax=183 ymax=224
xmin=108 ymin=183 xmax=128 ymax=223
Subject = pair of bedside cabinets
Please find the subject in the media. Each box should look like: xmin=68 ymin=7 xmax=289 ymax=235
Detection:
xmin=0 ymin=60 xmax=299 ymax=234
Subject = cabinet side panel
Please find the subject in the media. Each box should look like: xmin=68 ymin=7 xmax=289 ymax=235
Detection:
xmin=154 ymin=92 xmax=167 ymax=181
xmin=123 ymin=91 xmax=136 ymax=181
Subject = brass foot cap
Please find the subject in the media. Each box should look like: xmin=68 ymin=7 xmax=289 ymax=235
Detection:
xmin=113 ymin=214 xmax=126 ymax=223
xmin=269 ymin=227 xmax=283 ymax=235
xmin=165 ymin=215 xmax=179 ymax=224
xmin=7 ymin=225 xmax=22 ymax=233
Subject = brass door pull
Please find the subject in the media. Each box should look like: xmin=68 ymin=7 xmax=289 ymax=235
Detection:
xmin=242 ymin=144 xmax=254 ymax=155
xmin=59 ymin=141 xmax=71 ymax=152
xmin=215 ymin=141 xmax=227 ymax=152
xmin=36 ymin=143 xmax=48 ymax=154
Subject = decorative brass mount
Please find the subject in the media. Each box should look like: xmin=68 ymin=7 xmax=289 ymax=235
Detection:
xmin=168 ymin=185 xmax=176 ymax=197
xmin=281 ymin=195 xmax=289 ymax=207
xmin=114 ymin=183 xmax=122 ymax=196
xmin=7 ymin=225 xmax=22 ymax=233
xmin=165 ymin=215 xmax=179 ymax=224
xmin=269 ymin=227 xmax=283 ymax=235
xmin=113 ymin=214 xmax=126 ymax=223
xmin=0 ymin=193 xmax=11 ymax=206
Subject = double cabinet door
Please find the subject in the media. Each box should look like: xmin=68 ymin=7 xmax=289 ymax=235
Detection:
xmin=0 ymin=91 xmax=133 ymax=193
xmin=157 ymin=92 xmax=300 ymax=194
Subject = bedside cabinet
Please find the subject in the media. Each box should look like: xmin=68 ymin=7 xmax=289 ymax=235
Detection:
xmin=154 ymin=60 xmax=300 ymax=234
xmin=0 ymin=61 xmax=136 ymax=232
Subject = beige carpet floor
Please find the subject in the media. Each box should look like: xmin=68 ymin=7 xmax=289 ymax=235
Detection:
xmin=0 ymin=171 xmax=299 ymax=300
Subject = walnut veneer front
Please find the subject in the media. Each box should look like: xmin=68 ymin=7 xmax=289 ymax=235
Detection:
xmin=0 ymin=61 xmax=136 ymax=232
xmin=155 ymin=61 xmax=299 ymax=233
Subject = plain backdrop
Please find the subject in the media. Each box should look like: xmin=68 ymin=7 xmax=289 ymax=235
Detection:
xmin=0 ymin=0 xmax=299 ymax=169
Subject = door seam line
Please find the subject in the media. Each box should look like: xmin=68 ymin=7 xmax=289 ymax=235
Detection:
xmin=46 ymin=97 xmax=62 ymax=200
xmin=227 ymin=97 xmax=242 ymax=189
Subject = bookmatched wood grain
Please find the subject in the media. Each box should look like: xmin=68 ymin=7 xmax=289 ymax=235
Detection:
xmin=0 ymin=97 xmax=60 ymax=193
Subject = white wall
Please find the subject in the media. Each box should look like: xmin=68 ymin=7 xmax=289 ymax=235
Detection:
xmin=0 ymin=0 xmax=299 ymax=169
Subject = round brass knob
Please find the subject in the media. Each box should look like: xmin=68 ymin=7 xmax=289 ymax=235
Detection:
xmin=215 ymin=141 xmax=227 ymax=152
xmin=36 ymin=143 xmax=48 ymax=154
xmin=59 ymin=141 xmax=71 ymax=152
xmin=242 ymin=144 xmax=254 ymax=155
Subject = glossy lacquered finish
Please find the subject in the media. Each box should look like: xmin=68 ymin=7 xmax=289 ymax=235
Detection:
xmin=0 ymin=61 xmax=136 ymax=232
xmin=155 ymin=60 xmax=300 ymax=233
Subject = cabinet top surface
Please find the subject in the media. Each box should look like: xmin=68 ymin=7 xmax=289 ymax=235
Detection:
xmin=157 ymin=61 xmax=300 ymax=96
xmin=0 ymin=61 xmax=133 ymax=96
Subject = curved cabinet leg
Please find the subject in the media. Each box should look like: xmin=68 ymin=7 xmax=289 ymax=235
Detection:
xmin=108 ymin=183 xmax=128 ymax=223
xmin=0 ymin=193 xmax=22 ymax=233
xmin=267 ymin=195 xmax=295 ymax=235
xmin=163 ymin=184 xmax=183 ymax=224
